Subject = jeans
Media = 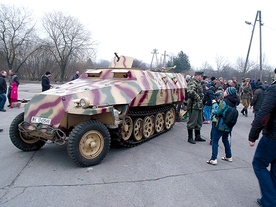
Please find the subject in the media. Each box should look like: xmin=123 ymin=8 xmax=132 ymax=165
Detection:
xmin=0 ymin=93 xmax=6 ymax=110
xmin=211 ymin=128 xmax=231 ymax=160
xmin=210 ymin=121 xmax=216 ymax=140
xmin=203 ymin=105 xmax=212 ymax=121
xmin=252 ymin=136 xmax=276 ymax=207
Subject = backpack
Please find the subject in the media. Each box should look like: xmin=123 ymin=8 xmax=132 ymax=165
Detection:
xmin=223 ymin=105 xmax=239 ymax=129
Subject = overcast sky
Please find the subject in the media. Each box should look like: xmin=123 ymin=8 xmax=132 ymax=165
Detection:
xmin=2 ymin=0 xmax=276 ymax=69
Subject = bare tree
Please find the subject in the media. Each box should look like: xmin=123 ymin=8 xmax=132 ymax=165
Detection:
xmin=215 ymin=56 xmax=229 ymax=76
xmin=201 ymin=61 xmax=213 ymax=70
xmin=132 ymin=59 xmax=149 ymax=70
xmin=22 ymin=48 xmax=58 ymax=80
xmin=0 ymin=4 xmax=41 ymax=73
xmin=42 ymin=11 xmax=96 ymax=82
xmin=235 ymin=56 xmax=256 ymax=78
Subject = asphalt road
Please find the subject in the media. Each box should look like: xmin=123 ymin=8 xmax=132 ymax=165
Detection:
xmin=0 ymin=83 xmax=261 ymax=207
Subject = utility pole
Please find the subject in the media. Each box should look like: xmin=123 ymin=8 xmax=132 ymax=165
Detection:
xmin=259 ymin=11 xmax=263 ymax=81
xmin=162 ymin=50 xmax=169 ymax=68
xmin=244 ymin=10 xmax=263 ymax=81
xmin=150 ymin=49 xmax=159 ymax=70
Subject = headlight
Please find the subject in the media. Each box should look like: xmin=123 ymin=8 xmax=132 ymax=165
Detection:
xmin=80 ymin=98 xmax=90 ymax=108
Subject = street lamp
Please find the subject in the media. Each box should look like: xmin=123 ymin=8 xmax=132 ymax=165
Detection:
xmin=244 ymin=10 xmax=263 ymax=81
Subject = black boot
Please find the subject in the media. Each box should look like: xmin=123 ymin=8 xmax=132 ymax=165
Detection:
xmin=195 ymin=129 xmax=206 ymax=142
xmin=188 ymin=129 xmax=196 ymax=144
xmin=241 ymin=108 xmax=245 ymax=115
xmin=245 ymin=109 xmax=248 ymax=117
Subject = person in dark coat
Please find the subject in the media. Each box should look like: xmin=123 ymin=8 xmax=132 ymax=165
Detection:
xmin=250 ymin=79 xmax=256 ymax=93
xmin=41 ymin=71 xmax=52 ymax=92
xmin=203 ymin=85 xmax=215 ymax=123
xmin=0 ymin=70 xmax=7 ymax=112
xmin=248 ymin=68 xmax=276 ymax=207
xmin=72 ymin=71 xmax=80 ymax=80
xmin=209 ymin=76 xmax=216 ymax=88
xmin=250 ymin=81 xmax=266 ymax=118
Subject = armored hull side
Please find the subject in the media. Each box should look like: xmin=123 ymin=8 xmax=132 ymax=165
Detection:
xmin=24 ymin=68 xmax=186 ymax=125
xmin=10 ymin=55 xmax=187 ymax=167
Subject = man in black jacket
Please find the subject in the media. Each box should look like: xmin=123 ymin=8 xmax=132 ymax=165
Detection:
xmin=248 ymin=68 xmax=276 ymax=207
xmin=250 ymin=81 xmax=266 ymax=118
xmin=41 ymin=71 xmax=52 ymax=92
xmin=72 ymin=71 xmax=80 ymax=80
xmin=0 ymin=70 xmax=7 ymax=112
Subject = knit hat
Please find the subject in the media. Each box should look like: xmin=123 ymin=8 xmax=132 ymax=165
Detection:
xmin=226 ymin=87 xmax=236 ymax=95
xmin=45 ymin=71 xmax=51 ymax=75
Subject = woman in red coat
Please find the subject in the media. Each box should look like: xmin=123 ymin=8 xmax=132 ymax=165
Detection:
xmin=10 ymin=81 xmax=18 ymax=108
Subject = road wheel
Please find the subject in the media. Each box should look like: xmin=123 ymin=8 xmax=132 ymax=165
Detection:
xmin=67 ymin=120 xmax=111 ymax=167
xmin=121 ymin=116 xmax=133 ymax=141
xmin=9 ymin=112 xmax=46 ymax=151
xmin=143 ymin=115 xmax=154 ymax=139
xmin=133 ymin=118 xmax=143 ymax=141
xmin=165 ymin=107 xmax=176 ymax=130
xmin=155 ymin=112 xmax=165 ymax=133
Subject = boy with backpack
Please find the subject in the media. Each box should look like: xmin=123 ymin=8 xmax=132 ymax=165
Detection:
xmin=207 ymin=87 xmax=240 ymax=165
xmin=209 ymin=89 xmax=224 ymax=145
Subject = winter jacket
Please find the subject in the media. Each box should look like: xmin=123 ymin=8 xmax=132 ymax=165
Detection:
xmin=187 ymin=77 xmax=204 ymax=110
xmin=203 ymin=87 xmax=215 ymax=106
xmin=72 ymin=73 xmax=79 ymax=80
xmin=41 ymin=75 xmax=51 ymax=92
xmin=250 ymin=84 xmax=265 ymax=112
xmin=211 ymin=100 xmax=221 ymax=123
xmin=10 ymin=82 xmax=18 ymax=100
xmin=249 ymin=81 xmax=276 ymax=141
xmin=213 ymin=94 xmax=240 ymax=132
xmin=0 ymin=75 xmax=7 ymax=94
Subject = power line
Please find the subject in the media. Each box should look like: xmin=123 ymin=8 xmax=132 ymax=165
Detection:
xmin=262 ymin=25 xmax=276 ymax=31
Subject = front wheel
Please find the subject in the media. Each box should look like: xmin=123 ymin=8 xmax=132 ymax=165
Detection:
xmin=67 ymin=120 xmax=111 ymax=167
xmin=9 ymin=112 xmax=46 ymax=151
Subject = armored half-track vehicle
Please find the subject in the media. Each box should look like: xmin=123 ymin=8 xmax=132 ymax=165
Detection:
xmin=9 ymin=55 xmax=187 ymax=167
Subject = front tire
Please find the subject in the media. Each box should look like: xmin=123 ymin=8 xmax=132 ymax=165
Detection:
xmin=9 ymin=112 xmax=46 ymax=151
xmin=67 ymin=120 xmax=111 ymax=167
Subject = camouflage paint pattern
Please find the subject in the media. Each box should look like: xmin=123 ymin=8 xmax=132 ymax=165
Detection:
xmin=23 ymin=56 xmax=187 ymax=128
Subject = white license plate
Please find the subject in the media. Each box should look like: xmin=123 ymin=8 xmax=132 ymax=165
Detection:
xmin=31 ymin=116 xmax=52 ymax=125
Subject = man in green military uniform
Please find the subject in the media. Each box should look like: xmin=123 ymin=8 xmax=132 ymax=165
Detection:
xmin=186 ymin=71 xmax=206 ymax=144
xmin=239 ymin=78 xmax=252 ymax=117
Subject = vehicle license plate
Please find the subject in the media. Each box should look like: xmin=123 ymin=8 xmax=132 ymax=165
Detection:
xmin=31 ymin=116 xmax=52 ymax=125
